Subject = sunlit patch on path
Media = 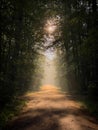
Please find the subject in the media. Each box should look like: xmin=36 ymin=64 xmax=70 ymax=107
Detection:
xmin=6 ymin=85 xmax=98 ymax=130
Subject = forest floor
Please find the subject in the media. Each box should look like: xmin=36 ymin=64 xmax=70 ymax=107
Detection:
xmin=5 ymin=85 xmax=98 ymax=130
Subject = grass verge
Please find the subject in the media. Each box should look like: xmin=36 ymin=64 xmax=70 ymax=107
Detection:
xmin=0 ymin=97 xmax=26 ymax=129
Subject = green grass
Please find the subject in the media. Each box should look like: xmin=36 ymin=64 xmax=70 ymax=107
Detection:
xmin=85 ymin=101 xmax=98 ymax=116
xmin=81 ymin=98 xmax=98 ymax=119
xmin=0 ymin=98 xmax=26 ymax=129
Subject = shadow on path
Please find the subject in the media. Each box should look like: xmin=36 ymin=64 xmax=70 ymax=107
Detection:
xmin=5 ymin=85 xmax=98 ymax=130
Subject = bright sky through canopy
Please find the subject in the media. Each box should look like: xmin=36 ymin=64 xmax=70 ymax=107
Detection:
xmin=44 ymin=19 xmax=57 ymax=34
xmin=46 ymin=25 xmax=56 ymax=34
xmin=40 ymin=17 xmax=61 ymax=86
xmin=44 ymin=49 xmax=55 ymax=60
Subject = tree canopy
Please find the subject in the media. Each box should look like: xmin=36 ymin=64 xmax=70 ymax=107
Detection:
xmin=0 ymin=0 xmax=98 ymax=128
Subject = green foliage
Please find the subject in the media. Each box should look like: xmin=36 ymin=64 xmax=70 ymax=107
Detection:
xmin=63 ymin=0 xmax=98 ymax=100
xmin=0 ymin=98 xmax=26 ymax=128
xmin=0 ymin=0 xmax=45 ymax=105
xmin=82 ymin=99 xmax=98 ymax=118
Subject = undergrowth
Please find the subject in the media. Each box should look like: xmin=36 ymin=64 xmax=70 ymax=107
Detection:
xmin=0 ymin=98 xmax=26 ymax=129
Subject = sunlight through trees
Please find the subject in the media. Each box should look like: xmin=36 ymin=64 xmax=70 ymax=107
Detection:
xmin=0 ymin=0 xmax=98 ymax=128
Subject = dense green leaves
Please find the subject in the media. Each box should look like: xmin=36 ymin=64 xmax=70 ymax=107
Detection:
xmin=0 ymin=0 xmax=44 ymax=108
xmin=63 ymin=0 xmax=98 ymax=97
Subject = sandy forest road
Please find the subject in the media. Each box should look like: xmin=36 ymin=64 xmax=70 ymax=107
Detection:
xmin=6 ymin=85 xmax=98 ymax=130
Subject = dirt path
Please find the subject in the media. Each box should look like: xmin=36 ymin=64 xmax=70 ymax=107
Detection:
xmin=6 ymin=85 xmax=98 ymax=130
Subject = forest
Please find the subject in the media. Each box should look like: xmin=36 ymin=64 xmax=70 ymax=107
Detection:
xmin=0 ymin=0 xmax=98 ymax=129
